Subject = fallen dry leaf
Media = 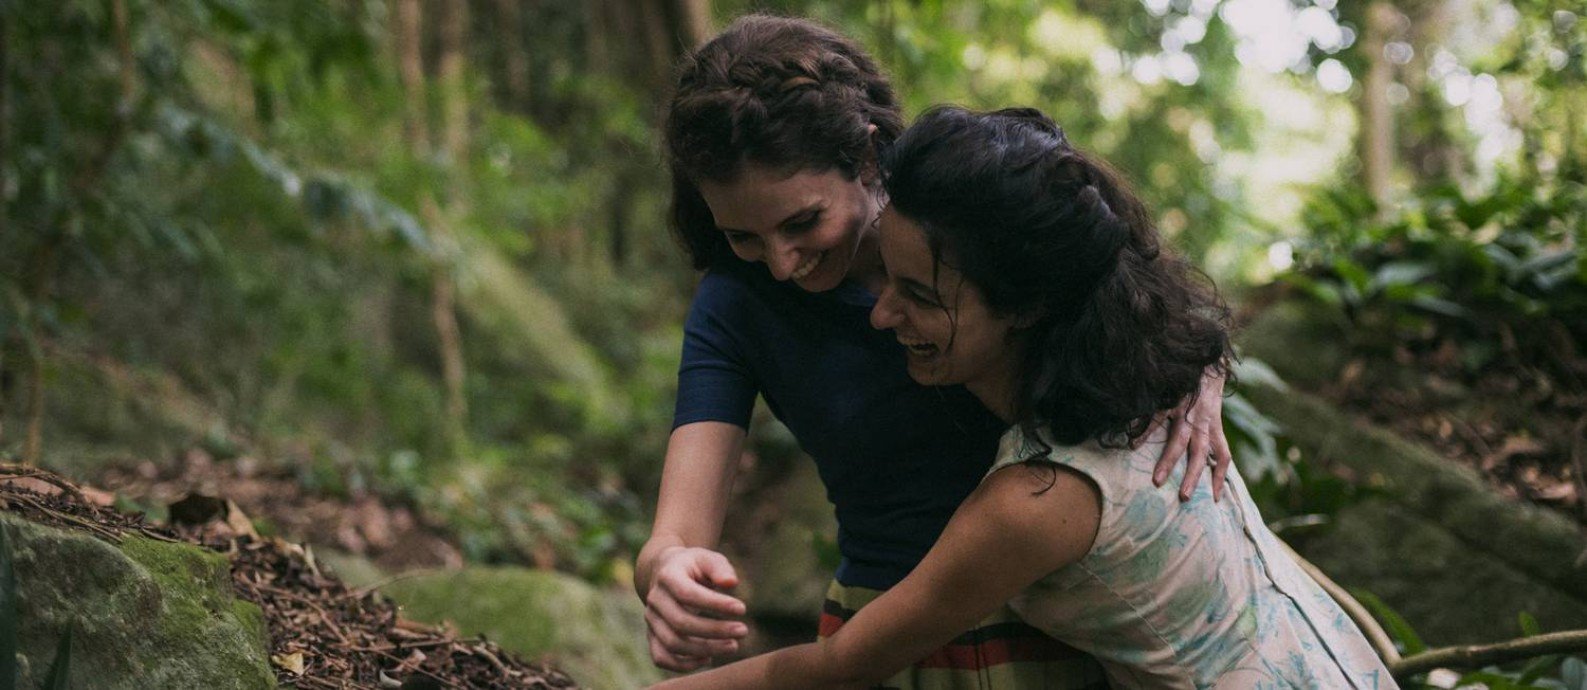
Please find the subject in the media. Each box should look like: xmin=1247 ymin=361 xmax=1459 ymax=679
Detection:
xmin=272 ymin=651 xmax=306 ymax=675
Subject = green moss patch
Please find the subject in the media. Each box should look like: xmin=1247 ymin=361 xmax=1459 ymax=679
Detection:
xmin=380 ymin=566 xmax=659 ymax=690
xmin=1 ymin=514 xmax=274 ymax=689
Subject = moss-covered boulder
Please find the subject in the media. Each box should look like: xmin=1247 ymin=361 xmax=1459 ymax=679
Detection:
xmin=374 ymin=566 xmax=660 ymax=690
xmin=1 ymin=512 xmax=274 ymax=689
xmin=739 ymin=459 xmax=835 ymax=632
xmin=1302 ymin=499 xmax=1587 ymax=642
xmin=1236 ymin=304 xmax=1587 ymax=644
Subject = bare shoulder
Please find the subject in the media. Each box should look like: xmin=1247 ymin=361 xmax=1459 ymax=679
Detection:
xmin=963 ymin=460 xmax=1104 ymax=574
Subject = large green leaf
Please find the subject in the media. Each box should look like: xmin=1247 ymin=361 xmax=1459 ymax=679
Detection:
xmin=1350 ymin=588 xmax=1427 ymax=655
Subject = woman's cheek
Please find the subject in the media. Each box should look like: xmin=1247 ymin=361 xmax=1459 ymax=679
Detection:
xmin=729 ymin=242 xmax=758 ymax=263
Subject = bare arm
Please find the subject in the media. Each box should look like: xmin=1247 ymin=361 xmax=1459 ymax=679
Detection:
xmin=636 ymin=421 xmax=752 ymax=671
xmin=650 ymin=461 xmax=1103 ymax=690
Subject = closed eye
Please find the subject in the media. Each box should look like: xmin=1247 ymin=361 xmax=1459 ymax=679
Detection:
xmin=902 ymin=282 xmax=941 ymax=307
xmin=783 ymin=211 xmax=821 ymax=234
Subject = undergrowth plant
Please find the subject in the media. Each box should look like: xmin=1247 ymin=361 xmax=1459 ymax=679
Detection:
xmin=1358 ymin=591 xmax=1587 ymax=690
xmin=1281 ymin=176 xmax=1585 ymax=380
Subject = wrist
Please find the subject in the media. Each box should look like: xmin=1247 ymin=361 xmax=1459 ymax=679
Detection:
xmin=636 ymin=537 xmax=689 ymax=597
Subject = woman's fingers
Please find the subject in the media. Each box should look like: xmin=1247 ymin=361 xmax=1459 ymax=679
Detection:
xmin=665 ymin=573 xmax=747 ymax=619
xmin=1177 ymin=446 xmax=1207 ymax=503
xmin=648 ymin=634 xmax=708 ymax=673
xmin=696 ymin=550 xmax=742 ymax=591
xmin=643 ymin=548 xmax=750 ymax=670
xmin=1179 ymin=412 xmax=1212 ymax=502
xmin=1210 ymin=421 xmax=1234 ymax=502
xmin=649 ymin=588 xmax=749 ymax=640
xmin=645 ymin=606 xmax=742 ymax=658
xmin=1155 ymin=405 xmax=1195 ymax=487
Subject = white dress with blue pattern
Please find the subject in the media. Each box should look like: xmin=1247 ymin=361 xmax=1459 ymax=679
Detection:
xmin=987 ymin=425 xmax=1398 ymax=690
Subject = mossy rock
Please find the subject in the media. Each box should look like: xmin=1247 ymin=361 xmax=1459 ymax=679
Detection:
xmin=1302 ymin=499 xmax=1587 ymax=644
xmin=1235 ymin=300 xmax=1352 ymax=389
xmin=1243 ymin=383 xmax=1587 ymax=605
xmin=377 ymin=566 xmax=660 ymax=690
xmin=1 ymin=513 xmax=274 ymax=689
xmin=741 ymin=459 xmax=835 ymax=625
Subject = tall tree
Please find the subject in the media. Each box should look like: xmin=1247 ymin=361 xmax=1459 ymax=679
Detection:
xmin=396 ymin=0 xmax=430 ymax=153
xmin=394 ymin=0 xmax=470 ymax=450
xmin=0 ymin=3 xmax=9 ymax=450
xmin=494 ymin=0 xmax=531 ymax=113
xmin=433 ymin=0 xmax=470 ymax=443
xmin=1359 ymin=1 xmax=1402 ymax=214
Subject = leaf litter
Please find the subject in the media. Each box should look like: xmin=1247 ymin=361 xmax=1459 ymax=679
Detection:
xmin=0 ymin=464 xmax=578 ymax=689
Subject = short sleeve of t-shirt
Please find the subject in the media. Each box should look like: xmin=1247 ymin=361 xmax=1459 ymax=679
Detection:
xmin=672 ymin=270 xmax=760 ymax=430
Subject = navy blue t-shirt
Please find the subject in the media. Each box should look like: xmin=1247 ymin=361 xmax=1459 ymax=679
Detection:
xmin=672 ymin=260 xmax=1006 ymax=590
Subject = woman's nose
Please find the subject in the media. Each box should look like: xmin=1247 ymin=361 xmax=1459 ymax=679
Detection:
xmin=870 ymin=285 xmax=902 ymax=331
xmin=765 ymin=238 xmax=802 ymax=281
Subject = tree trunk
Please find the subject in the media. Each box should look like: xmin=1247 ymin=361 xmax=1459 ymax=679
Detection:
xmin=437 ymin=0 xmax=468 ymax=164
xmin=1400 ymin=0 xmax=1461 ymax=186
xmin=428 ymin=218 xmax=467 ymax=442
xmin=669 ymin=0 xmax=712 ymax=49
xmin=493 ymin=0 xmax=530 ymax=113
xmin=395 ymin=0 xmax=429 ymax=154
xmin=0 ymin=4 xmax=9 ymax=448
xmin=0 ymin=2 xmax=8 ymax=249
xmin=432 ymin=0 xmax=470 ymax=446
xmin=395 ymin=0 xmax=469 ymax=449
xmin=22 ymin=242 xmax=56 ymax=467
xmin=1359 ymin=1 xmax=1399 ymax=214
xmin=608 ymin=167 xmax=633 ymax=266
xmin=23 ymin=341 xmax=40 ymax=464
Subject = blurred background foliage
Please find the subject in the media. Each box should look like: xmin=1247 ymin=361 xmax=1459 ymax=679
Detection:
xmin=0 ymin=0 xmax=1581 ymax=643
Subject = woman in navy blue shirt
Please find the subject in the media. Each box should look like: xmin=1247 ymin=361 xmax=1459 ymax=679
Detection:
xmin=635 ymin=15 xmax=1235 ymax=687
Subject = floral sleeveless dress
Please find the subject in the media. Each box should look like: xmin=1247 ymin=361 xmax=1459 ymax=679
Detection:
xmin=988 ymin=425 xmax=1397 ymax=690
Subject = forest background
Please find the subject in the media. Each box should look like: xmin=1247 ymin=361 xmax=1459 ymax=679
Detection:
xmin=0 ymin=0 xmax=1584 ymax=684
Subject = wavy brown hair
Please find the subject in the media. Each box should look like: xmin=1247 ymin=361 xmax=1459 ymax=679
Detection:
xmin=664 ymin=14 xmax=904 ymax=270
xmin=882 ymin=106 xmax=1233 ymax=447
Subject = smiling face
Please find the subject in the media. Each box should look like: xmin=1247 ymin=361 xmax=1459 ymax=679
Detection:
xmin=697 ymin=165 xmax=883 ymax=292
xmin=868 ymin=207 xmax=1024 ymax=418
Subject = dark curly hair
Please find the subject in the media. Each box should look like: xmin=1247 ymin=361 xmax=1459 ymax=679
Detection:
xmin=664 ymin=14 xmax=904 ymax=270
xmin=881 ymin=106 xmax=1233 ymax=447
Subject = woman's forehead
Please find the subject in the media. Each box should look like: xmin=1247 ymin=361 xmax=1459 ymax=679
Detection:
xmin=700 ymin=167 xmax=849 ymax=228
xmin=878 ymin=210 xmax=931 ymax=269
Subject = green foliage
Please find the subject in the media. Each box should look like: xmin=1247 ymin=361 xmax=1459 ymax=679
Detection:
xmin=1281 ymin=174 xmax=1586 ymax=371
xmin=744 ymin=0 xmax=1253 ymax=263
xmin=1355 ymin=588 xmax=1430 ymax=656
xmin=0 ymin=0 xmax=687 ymax=579
xmin=1221 ymin=358 xmax=1387 ymax=538
xmin=1346 ymin=592 xmax=1587 ymax=690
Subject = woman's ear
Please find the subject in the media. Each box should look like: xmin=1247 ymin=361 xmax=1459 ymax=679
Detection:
xmin=860 ymin=123 xmax=883 ymax=187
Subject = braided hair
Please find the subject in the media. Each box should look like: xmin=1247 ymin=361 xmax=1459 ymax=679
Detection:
xmin=881 ymin=106 xmax=1233 ymax=447
xmin=664 ymin=14 xmax=904 ymax=270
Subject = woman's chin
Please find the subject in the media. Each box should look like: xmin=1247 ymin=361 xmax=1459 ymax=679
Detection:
xmin=903 ymin=359 xmax=954 ymax=387
xmin=791 ymin=259 xmax=844 ymax=292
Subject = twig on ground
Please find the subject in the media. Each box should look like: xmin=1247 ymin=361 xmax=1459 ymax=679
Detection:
xmin=1391 ymin=630 xmax=1587 ymax=679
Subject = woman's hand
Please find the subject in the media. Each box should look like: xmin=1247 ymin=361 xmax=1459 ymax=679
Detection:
xmin=1152 ymin=368 xmax=1232 ymax=502
xmin=644 ymin=545 xmax=750 ymax=672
